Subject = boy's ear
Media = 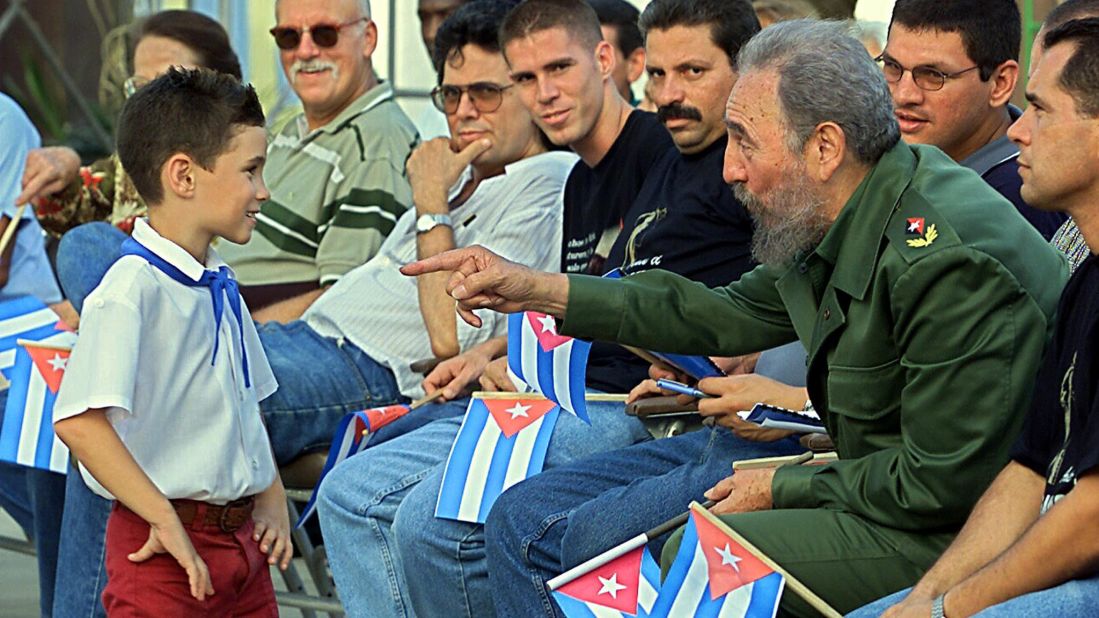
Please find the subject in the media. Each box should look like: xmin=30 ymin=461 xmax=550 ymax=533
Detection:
xmin=163 ymin=153 xmax=197 ymax=199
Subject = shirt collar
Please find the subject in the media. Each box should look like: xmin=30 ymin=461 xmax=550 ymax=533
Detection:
xmin=293 ymin=80 xmax=394 ymax=139
xmin=131 ymin=218 xmax=229 ymax=283
xmin=958 ymin=104 xmax=1022 ymax=176
xmin=811 ymin=141 xmax=917 ymax=300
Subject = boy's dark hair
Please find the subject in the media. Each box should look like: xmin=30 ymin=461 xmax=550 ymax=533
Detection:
xmin=639 ymin=0 xmax=760 ymax=67
xmin=889 ymin=0 xmax=1019 ymax=81
xmin=588 ymin=0 xmax=643 ymax=58
xmin=135 ymin=10 xmax=242 ymax=79
xmin=117 ymin=67 xmax=264 ymax=205
xmin=1043 ymin=17 xmax=1099 ymax=118
xmin=1046 ymin=0 xmax=1099 ymax=30
xmin=433 ymin=0 xmax=521 ymax=81
xmin=499 ymin=0 xmax=603 ymax=54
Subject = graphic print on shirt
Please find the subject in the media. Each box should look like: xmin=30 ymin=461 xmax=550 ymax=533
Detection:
xmin=1043 ymin=352 xmax=1076 ymax=514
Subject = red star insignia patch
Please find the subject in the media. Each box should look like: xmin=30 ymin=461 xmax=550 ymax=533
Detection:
xmin=906 ymin=217 xmax=925 ymax=235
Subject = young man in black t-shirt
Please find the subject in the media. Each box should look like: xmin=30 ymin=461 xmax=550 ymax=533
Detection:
xmin=854 ymin=18 xmax=1099 ymax=618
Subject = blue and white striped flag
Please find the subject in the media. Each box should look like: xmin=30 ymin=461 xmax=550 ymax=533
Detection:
xmin=435 ymin=396 xmax=559 ymax=523
xmin=651 ymin=505 xmax=784 ymax=618
xmin=294 ymin=404 xmax=411 ymax=527
xmin=551 ymin=545 xmax=661 ymax=618
xmin=507 ymin=312 xmax=591 ymax=423
xmin=0 ymin=296 xmax=69 ymax=382
xmin=0 ymin=335 xmax=78 ymax=474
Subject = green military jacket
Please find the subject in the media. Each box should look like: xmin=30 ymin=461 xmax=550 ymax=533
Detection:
xmin=561 ymin=142 xmax=1068 ymax=536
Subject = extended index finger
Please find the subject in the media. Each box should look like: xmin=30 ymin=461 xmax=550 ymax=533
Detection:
xmin=401 ymin=247 xmax=481 ymax=277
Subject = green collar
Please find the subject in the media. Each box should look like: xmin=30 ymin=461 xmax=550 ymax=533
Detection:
xmin=812 ymin=142 xmax=916 ymax=300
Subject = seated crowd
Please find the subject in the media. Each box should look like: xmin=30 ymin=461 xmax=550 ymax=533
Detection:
xmin=0 ymin=0 xmax=1097 ymax=616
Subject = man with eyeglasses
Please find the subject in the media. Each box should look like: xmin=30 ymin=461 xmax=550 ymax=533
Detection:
xmin=882 ymin=0 xmax=1066 ymax=239
xmin=216 ymin=0 xmax=419 ymax=321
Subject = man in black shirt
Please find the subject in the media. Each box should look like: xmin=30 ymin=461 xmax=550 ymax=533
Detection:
xmin=853 ymin=18 xmax=1099 ymax=618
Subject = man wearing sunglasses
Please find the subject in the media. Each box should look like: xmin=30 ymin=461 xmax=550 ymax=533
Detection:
xmin=882 ymin=0 xmax=1065 ymax=239
xmin=217 ymin=0 xmax=419 ymax=321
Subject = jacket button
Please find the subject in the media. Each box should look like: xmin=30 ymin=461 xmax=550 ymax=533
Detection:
xmin=797 ymin=262 xmax=808 ymax=274
xmin=823 ymin=308 xmax=831 ymax=320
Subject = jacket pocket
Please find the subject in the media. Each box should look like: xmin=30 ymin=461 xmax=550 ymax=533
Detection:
xmin=826 ymin=359 xmax=903 ymax=456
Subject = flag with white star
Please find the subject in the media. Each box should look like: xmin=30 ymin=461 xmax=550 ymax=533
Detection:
xmin=507 ymin=311 xmax=592 ymax=423
xmin=0 ymin=333 xmax=78 ymax=475
xmin=293 ymin=403 xmax=412 ymax=528
xmin=652 ymin=507 xmax=784 ymax=617
xmin=435 ymin=396 xmax=560 ymax=523
xmin=551 ymin=545 xmax=661 ymax=618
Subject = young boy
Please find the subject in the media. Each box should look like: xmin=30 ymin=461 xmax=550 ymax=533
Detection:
xmin=52 ymin=67 xmax=291 ymax=616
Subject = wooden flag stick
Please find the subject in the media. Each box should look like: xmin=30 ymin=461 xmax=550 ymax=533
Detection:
xmin=0 ymin=204 xmax=26 ymax=257
xmin=471 ymin=391 xmax=628 ymax=402
xmin=732 ymin=451 xmax=839 ymax=471
xmin=690 ymin=503 xmax=843 ymax=618
xmin=14 ymin=338 xmax=71 ymax=352
xmin=410 ymin=389 xmax=443 ymax=410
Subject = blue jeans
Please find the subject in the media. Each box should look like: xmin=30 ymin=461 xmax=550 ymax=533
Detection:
xmin=317 ymin=399 xmax=653 ymax=618
xmin=0 ymin=387 xmax=68 ymax=617
xmin=484 ymin=428 xmax=805 ymax=617
xmin=849 ymin=579 xmax=1099 ymax=617
xmin=54 ymin=221 xmax=125 ymax=314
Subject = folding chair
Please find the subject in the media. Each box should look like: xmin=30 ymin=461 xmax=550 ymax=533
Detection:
xmin=277 ymin=452 xmax=344 ymax=618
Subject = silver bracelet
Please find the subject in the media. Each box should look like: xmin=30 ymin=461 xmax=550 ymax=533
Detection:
xmin=931 ymin=594 xmax=946 ymax=618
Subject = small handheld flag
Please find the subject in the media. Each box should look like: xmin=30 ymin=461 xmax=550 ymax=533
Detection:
xmin=435 ymin=396 xmax=559 ymax=523
xmin=0 ymin=296 xmax=72 ymax=382
xmin=652 ymin=505 xmax=784 ymax=617
xmin=294 ymin=404 xmax=411 ymax=527
xmin=507 ymin=312 xmax=591 ymax=422
xmin=0 ymin=336 xmax=78 ymax=474
xmin=552 ymin=545 xmax=661 ymax=618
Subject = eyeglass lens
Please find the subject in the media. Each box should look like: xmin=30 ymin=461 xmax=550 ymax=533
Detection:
xmin=272 ymin=24 xmax=342 ymax=50
xmin=880 ymin=59 xmax=948 ymax=90
xmin=433 ymin=84 xmax=506 ymax=114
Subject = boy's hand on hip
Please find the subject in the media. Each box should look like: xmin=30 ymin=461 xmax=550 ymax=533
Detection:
xmin=129 ymin=517 xmax=215 ymax=601
xmin=253 ymin=485 xmax=294 ymax=571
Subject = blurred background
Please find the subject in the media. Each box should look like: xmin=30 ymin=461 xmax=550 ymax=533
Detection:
xmin=0 ymin=0 xmax=1060 ymax=163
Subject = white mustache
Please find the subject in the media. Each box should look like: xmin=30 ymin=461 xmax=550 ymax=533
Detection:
xmin=290 ymin=60 xmax=338 ymax=82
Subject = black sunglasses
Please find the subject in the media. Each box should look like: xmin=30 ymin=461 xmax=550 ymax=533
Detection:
xmin=269 ymin=17 xmax=367 ymax=50
xmin=431 ymin=83 xmax=514 ymax=115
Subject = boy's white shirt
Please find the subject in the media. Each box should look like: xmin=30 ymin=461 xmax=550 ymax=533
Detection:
xmin=53 ymin=218 xmax=279 ymax=504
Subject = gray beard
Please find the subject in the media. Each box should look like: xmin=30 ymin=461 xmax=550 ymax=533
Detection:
xmin=733 ymin=173 xmax=830 ymax=268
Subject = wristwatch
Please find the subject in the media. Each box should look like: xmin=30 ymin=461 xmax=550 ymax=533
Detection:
xmin=415 ymin=213 xmax=452 ymax=234
xmin=932 ymin=594 xmax=947 ymax=618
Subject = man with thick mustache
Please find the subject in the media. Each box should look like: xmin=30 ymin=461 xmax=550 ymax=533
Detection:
xmin=218 ymin=0 xmax=419 ymax=320
xmin=404 ymin=20 xmax=1068 ymax=616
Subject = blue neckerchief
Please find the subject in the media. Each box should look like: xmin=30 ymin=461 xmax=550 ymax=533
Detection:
xmin=120 ymin=237 xmax=251 ymax=388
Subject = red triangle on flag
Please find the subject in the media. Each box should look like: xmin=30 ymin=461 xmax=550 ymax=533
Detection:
xmin=692 ymin=510 xmax=775 ymax=599
xmin=53 ymin=320 xmax=75 ymax=333
xmin=484 ymin=398 xmax=558 ymax=438
xmin=364 ymin=404 xmax=410 ymax=432
xmin=25 ymin=345 xmax=70 ymax=394
xmin=526 ymin=312 xmax=572 ymax=352
xmin=555 ymin=545 xmax=643 ymax=613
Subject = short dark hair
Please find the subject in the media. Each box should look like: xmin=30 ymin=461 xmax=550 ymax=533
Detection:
xmin=889 ymin=0 xmax=1019 ymax=81
xmin=499 ymin=0 xmax=603 ymax=53
xmin=1046 ymin=0 xmax=1099 ymax=31
xmin=1043 ymin=18 xmax=1099 ymax=118
xmin=588 ymin=0 xmax=642 ymax=57
xmin=639 ymin=0 xmax=761 ymax=67
xmin=117 ymin=67 xmax=264 ymax=205
xmin=433 ymin=0 xmax=520 ymax=81
xmin=751 ymin=0 xmax=819 ymax=24
xmin=135 ymin=10 xmax=242 ymax=80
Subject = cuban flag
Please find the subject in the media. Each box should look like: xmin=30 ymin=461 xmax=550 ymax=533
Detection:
xmin=435 ymin=396 xmax=559 ymax=523
xmin=0 ymin=337 xmax=78 ymax=474
xmin=652 ymin=507 xmax=784 ymax=618
xmin=507 ymin=312 xmax=591 ymax=423
xmin=0 ymin=296 xmax=71 ymax=383
xmin=294 ymin=404 xmax=411 ymax=527
xmin=551 ymin=545 xmax=661 ymax=618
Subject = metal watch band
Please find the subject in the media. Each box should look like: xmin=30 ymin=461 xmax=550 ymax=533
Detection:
xmin=931 ymin=594 xmax=946 ymax=618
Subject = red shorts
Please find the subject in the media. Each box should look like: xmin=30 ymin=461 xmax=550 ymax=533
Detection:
xmin=102 ymin=502 xmax=278 ymax=617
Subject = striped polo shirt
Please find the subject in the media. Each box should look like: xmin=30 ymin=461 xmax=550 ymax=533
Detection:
xmin=220 ymin=81 xmax=419 ymax=286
